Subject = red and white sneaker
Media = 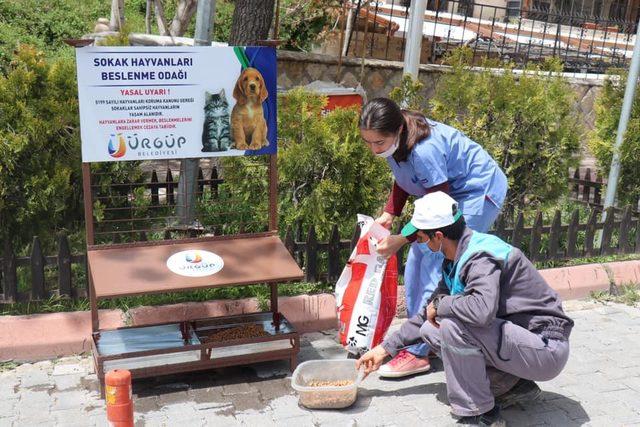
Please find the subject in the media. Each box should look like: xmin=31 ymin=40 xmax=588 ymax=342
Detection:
xmin=378 ymin=349 xmax=431 ymax=378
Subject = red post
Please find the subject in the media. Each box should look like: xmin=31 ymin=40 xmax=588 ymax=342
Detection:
xmin=105 ymin=370 xmax=134 ymax=427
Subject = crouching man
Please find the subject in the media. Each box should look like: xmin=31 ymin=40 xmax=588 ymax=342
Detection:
xmin=357 ymin=192 xmax=574 ymax=426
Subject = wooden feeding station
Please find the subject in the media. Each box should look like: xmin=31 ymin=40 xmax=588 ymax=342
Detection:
xmin=73 ymin=45 xmax=302 ymax=395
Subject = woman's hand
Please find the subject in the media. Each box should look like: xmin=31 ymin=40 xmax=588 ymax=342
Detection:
xmin=356 ymin=345 xmax=389 ymax=378
xmin=375 ymin=212 xmax=395 ymax=230
xmin=376 ymin=234 xmax=408 ymax=258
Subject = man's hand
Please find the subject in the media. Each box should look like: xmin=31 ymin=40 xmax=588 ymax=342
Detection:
xmin=376 ymin=234 xmax=408 ymax=258
xmin=375 ymin=212 xmax=395 ymax=230
xmin=426 ymin=301 xmax=439 ymax=329
xmin=356 ymin=345 xmax=389 ymax=378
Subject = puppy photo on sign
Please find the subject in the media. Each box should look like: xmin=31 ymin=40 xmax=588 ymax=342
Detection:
xmin=231 ymin=67 xmax=269 ymax=150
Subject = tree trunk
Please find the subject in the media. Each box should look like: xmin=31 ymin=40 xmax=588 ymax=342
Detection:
xmin=229 ymin=0 xmax=276 ymax=45
xmin=169 ymin=0 xmax=198 ymax=37
xmin=154 ymin=0 xmax=170 ymax=36
xmin=110 ymin=0 xmax=125 ymax=31
xmin=145 ymin=0 xmax=152 ymax=34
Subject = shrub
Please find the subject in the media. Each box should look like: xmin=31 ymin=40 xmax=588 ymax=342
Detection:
xmin=427 ymin=48 xmax=583 ymax=213
xmin=588 ymin=69 xmax=640 ymax=207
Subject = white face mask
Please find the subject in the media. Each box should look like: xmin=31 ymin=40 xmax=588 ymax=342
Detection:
xmin=375 ymin=132 xmax=400 ymax=158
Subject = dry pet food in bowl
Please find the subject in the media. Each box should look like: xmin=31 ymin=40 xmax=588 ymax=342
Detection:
xmin=291 ymin=359 xmax=363 ymax=409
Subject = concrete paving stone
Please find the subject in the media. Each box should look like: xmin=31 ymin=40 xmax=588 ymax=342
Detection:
xmin=203 ymin=414 xmax=240 ymax=427
xmin=53 ymin=407 xmax=93 ymax=426
xmin=31 ymin=361 xmax=53 ymax=372
xmin=18 ymin=368 xmax=52 ymax=389
xmin=133 ymin=395 xmax=160 ymax=413
xmin=17 ymin=388 xmax=50 ymax=407
xmin=53 ymin=373 xmax=82 ymax=391
xmin=254 ymin=378 xmax=293 ymax=402
xmin=0 ymin=398 xmax=17 ymax=417
xmin=157 ymin=390 xmax=190 ymax=407
xmin=229 ymin=392 xmax=263 ymax=412
xmin=622 ymin=376 xmax=640 ymax=392
xmin=269 ymin=394 xmax=312 ymax=420
xmin=235 ymin=409 xmax=277 ymax=425
xmin=0 ymin=419 xmax=14 ymax=427
xmin=276 ymin=414 xmax=316 ymax=426
xmin=380 ymin=410 xmax=425 ymax=427
xmin=137 ymin=414 xmax=168 ymax=427
xmin=188 ymin=385 xmax=226 ymax=404
xmin=221 ymin=382 xmax=257 ymax=396
xmin=52 ymin=362 xmax=86 ymax=377
xmin=166 ymin=416 xmax=205 ymax=426
xmin=194 ymin=400 xmax=234 ymax=412
xmin=51 ymin=389 xmax=87 ymax=411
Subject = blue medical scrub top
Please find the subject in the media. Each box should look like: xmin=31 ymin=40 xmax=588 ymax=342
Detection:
xmin=387 ymin=120 xmax=507 ymax=215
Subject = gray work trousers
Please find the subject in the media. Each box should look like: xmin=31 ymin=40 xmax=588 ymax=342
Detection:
xmin=420 ymin=318 xmax=570 ymax=416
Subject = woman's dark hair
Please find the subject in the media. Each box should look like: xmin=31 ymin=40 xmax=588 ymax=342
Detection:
xmin=423 ymin=205 xmax=466 ymax=241
xmin=359 ymin=97 xmax=431 ymax=162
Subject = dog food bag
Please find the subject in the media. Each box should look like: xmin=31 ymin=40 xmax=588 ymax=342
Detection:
xmin=335 ymin=215 xmax=398 ymax=356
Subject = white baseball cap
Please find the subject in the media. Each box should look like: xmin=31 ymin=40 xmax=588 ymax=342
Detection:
xmin=401 ymin=192 xmax=463 ymax=237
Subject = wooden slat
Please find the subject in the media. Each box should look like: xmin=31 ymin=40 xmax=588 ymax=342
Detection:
xmin=30 ymin=236 xmax=46 ymax=300
xmin=594 ymin=174 xmax=603 ymax=205
xmin=548 ymin=210 xmax=562 ymax=260
xmin=351 ymin=222 xmax=361 ymax=251
xmin=284 ymin=226 xmax=295 ymax=257
xmin=566 ymin=209 xmax=580 ymax=258
xmin=166 ymin=168 xmax=174 ymax=206
xmin=327 ymin=224 xmax=342 ymax=282
xmin=619 ymin=205 xmax=633 ymax=254
xmin=582 ymin=168 xmax=592 ymax=202
xmin=600 ymin=207 xmax=615 ymax=255
xmin=511 ymin=212 xmax=525 ymax=250
xmin=572 ymin=168 xmax=580 ymax=199
xmin=2 ymin=240 xmax=18 ymax=302
xmin=211 ymin=167 xmax=220 ymax=198
xmin=150 ymin=170 xmax=159 ymax=206
xmin=305 ymin=225 xmax=318 ymax=282
xmin=585 ymin=209 xmax=598 ymax=257
xmin=529 ymin=211 xmax=543 ymax=262
xmin=197 ymin=167 xmax=205 ymax=196
xmin=57 ymin=233 xmax=72 ymax=297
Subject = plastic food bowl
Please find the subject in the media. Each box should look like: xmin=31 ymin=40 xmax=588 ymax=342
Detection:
xmin=291 ymin=359 xmax=363 ymax=409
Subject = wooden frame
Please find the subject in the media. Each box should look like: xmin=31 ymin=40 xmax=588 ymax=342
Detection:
xmin=82 ymin=154 xmax=304 ymax=396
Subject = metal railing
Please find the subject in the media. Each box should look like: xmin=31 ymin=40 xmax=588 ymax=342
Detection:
xmin=332 ymin=0 xmax=636 ymax=73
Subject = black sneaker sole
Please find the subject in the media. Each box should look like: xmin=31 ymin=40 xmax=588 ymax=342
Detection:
xmin=496 ymin=382 xmax=542 ymax=409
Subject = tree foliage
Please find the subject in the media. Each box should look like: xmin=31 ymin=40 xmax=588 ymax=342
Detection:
xmin=589 ymin=69 xmax=640 ymax=207
xmin=0 ymin=46 xmax=81 ymax=249
xmin=427 ymin=48 xmax=582 ymax=213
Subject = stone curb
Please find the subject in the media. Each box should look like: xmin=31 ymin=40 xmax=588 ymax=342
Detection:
xmin=1 ymin=259 xmax=637 ymax=362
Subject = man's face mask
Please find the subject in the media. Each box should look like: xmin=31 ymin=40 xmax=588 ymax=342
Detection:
xmin=417 ymin=235 xmax=442 ymax=255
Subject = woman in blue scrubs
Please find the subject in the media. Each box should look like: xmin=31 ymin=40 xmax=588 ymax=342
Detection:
xmin=359 ymin=97 xmax=508 ymax=377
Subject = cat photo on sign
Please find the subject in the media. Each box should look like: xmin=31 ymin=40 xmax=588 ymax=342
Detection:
xmin=201 ymin=89 xmax=232 ymax=152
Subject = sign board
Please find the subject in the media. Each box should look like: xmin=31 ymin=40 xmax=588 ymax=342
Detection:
xmin=75 ymin=46 xmax=277 ymax=162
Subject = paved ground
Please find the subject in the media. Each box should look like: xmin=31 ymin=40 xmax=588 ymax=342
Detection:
xmin=2 ymin=300 xmax=640 ymax=426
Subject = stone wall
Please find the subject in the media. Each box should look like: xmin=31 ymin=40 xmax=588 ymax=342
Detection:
xmin=276 ymin=50 xmax=604 ymax=169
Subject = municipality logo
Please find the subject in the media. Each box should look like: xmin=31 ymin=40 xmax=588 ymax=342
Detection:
xmin=107 ymin=133 xmax=127 ymax=158
xmin=167 ymin=250 xmax=224 ymax=277
xmin=185 ymin=251 xmax=202 ymax=263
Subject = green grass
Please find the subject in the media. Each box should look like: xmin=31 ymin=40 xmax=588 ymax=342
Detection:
xmin=0 ymin=360 xmax=19 ymax=372
xmin=591 ymin=283 xmax=640 ymax=306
